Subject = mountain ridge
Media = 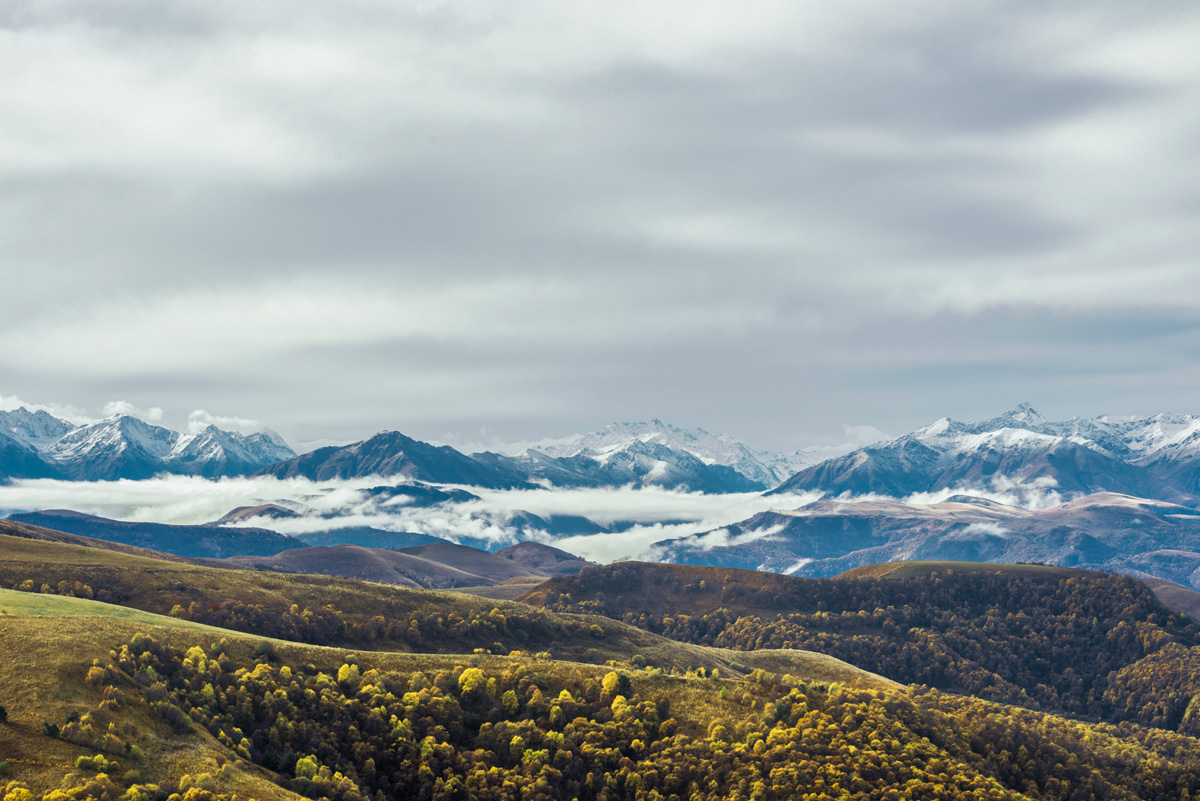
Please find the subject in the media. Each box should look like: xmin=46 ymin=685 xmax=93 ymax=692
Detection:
xmin=0 ymin=408 xmax=296 ymax=481
xmin=772 ymin=404 xmax=1200 ymax=505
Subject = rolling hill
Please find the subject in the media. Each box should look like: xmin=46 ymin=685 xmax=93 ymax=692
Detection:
xmin=521 ymin=560 xmax=1200 ymax=718
xmin=219 ymin=542 xmax=555 ymax=589
xmin=6 ymin=541 xmax=1200 ymax=800
xmin=0 ymin=517 xmax=590 ymax=590
xmin=8 ymin=509 xmax=301 ymax=559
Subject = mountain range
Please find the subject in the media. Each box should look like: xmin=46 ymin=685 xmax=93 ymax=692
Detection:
xmin=532 ymin=418 xmax=823 ymax=486
xmin=0 ymin=407 xmax=786 ymax=491
xmin=11 ymin=400 xmax=1200 ymax=590
xmin=773 ymin=404 xmax=1200 ymax=504
xmin=256 ymin=425 xmax=772 ymax=492
xmin=12 ymin=401 xmax=1200 ymax=503
xmin=0 ymin=408 xmax=296 ymax=480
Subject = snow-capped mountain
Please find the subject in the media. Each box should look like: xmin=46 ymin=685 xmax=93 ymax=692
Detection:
xmin=520 ymin=438 xmax=764 ymax=492
xmin=0 ymin=408 xmax=77 ymax=449
xmin=0 ymin=408 xmax=296 ymax=481
xmin=49 ymin=415 xmax=181 ymax=480
xmin=772 ymin=404 xmax=1197 ymax=503
xmin=0 ymin=428 xmax=64 ymax=480
xmin=167 ymin=425 xmax=296 ymax=478
xmin=535 ymin=418 xmax=829 ymax=487
xmin=254 ymin=430 xmax=534 ymax=488
xmin=12 ymin=400 xmax=1200 ymax=501
xmin=256 ymin=428 xmax=760 ymax=492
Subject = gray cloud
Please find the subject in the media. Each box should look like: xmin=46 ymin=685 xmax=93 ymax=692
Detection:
xmin=2 ymin=1 xmax=1200 ymax=451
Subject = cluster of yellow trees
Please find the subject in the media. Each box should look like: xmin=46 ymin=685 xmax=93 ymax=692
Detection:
xmin=2 ymin=770 xmax=240 ymax=801
xmin=66 ymin=633 xmax=1200 ymax=801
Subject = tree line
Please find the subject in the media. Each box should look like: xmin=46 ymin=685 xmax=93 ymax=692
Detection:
xmin=538 ymin=566 xmax=1200 ymax=723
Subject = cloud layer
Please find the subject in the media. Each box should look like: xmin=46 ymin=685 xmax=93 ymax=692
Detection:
xmin=3 ymin=1 xmax=1200 ymax=449
xmin=0 ymin=474 xmax=821 ymax=563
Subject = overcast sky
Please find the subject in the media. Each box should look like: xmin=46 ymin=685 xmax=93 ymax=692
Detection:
xmin=2 ymin=1 xmax=1199 ymax=453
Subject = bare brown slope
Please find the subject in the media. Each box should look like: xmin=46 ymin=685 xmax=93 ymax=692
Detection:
xmin=221 ymin=543 xmax=544 ymax=589
xmin=494 ymin=541 xmax=595 ymax=575
xmin=0 ymin=517 xmax=209 ymax=565
xmin=1140 ymin=577 xmax=1200 ymax=621
xmin=394 ymin=542 xmax=553 ymax=583
xmin=214 ymin=503 xmax=301 ymax=523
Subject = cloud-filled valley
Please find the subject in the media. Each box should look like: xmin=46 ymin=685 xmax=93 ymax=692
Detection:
xmin=0 ymin=474 xmax=822 ymax=563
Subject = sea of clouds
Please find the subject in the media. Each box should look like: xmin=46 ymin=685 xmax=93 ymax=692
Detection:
xmin=0 ymin=475 xmax=821 ymax=563
xmin=0 ymin=472 xmax=1070 ymax=564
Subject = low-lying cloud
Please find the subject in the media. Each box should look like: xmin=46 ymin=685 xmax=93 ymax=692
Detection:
xmin=902 ymin=475 xmax=1064 ymax=510
xmin=186 ymin=409 xmax=269 ymax=436
xmin=0 ymin=470 xmax=1076 ymax=569
xmin=0 ymin=475 xmax=821 ymax=564
xmin=101 ymin=400 xmax=165 ymax=423
xmin=942 ymin=521 xmax=1016 ymax=542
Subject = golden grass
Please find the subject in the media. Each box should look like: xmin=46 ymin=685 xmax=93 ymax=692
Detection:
xmin=0 ymin=612 xmax=300 ymax=801
xmin=449 ymin=584 xmax=540 ymax=600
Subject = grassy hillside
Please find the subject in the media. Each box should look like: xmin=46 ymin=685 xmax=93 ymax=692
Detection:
xmin=0 ymin=603 xmax=301 ymax=801
xmin=5 ymin=584 xmax=1200 ymax=800
xmin=0 ymin=535 xmax=895 ymax=685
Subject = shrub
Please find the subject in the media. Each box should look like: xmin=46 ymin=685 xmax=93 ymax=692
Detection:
xmin=0 ymin=704 xmax=7 ymax=724
xmin=253 ymin=640 xmax=277 ymax=663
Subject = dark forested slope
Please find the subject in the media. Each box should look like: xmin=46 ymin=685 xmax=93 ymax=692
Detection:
xmin=521 ymin=561 xmax=1200 ymax=721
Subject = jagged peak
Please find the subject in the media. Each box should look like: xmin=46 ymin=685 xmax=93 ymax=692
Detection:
xmin=912 ymin=417 xmax=959 ymax=440
xmin=998 ymin=402 xmax=1046 ymax=426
